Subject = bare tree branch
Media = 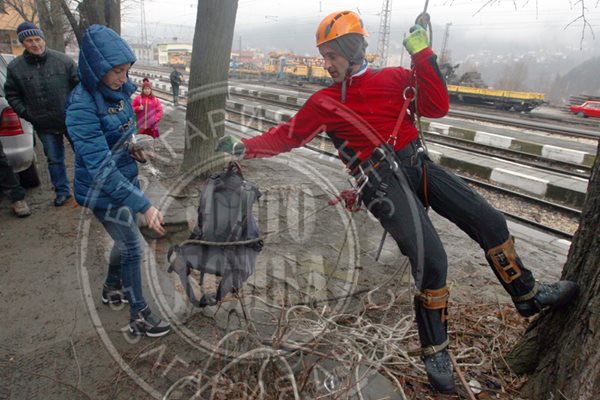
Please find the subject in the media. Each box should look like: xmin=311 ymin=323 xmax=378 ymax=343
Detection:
xmin=471 ymin=0 xmax=595 ymax=47
xmin=58 ymin=0 xmax=82 ymax=44
xmin=565 ymin=1 xmax=596 ymax=49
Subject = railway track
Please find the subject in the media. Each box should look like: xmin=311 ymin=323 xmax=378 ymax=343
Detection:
xmin=224 ymin=87 xmax=598 ymax=141
xmin=143 ymin=83 xmax=580 ymax=240
xmin=448 ymin=109 xmax=599 ymax=140
xmin=425 ymin=133 xmax=591 ymax=179
xmin=221 ymin=90 xmax=594 ymax=178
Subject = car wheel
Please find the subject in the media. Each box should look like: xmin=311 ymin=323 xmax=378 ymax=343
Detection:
xmin=577 ymin=112 xmax=586 ymax=118
xmin=19 ymin=161 xmax=41 ymax=188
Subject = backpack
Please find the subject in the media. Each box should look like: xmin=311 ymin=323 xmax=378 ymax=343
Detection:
xmin=167 ymin=161 xmax=263 ymax=307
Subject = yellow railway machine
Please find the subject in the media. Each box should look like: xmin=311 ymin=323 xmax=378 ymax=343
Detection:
xmin=447 ymin=84 xmax=545 ymax=112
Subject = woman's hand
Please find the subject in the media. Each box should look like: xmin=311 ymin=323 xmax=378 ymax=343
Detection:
xmin=138 ymin=105 xmax=144 ymax=111
xmin=144 ymin=206 xmax=165 ymax=236
xmin=130 ymin=149 xmax=148 ymax=163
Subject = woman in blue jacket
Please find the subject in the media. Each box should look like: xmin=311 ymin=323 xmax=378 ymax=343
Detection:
xmin=66 ymin=25 xmax=170 ymax=337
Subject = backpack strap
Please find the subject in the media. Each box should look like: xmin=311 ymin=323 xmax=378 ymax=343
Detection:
xmin=228 ymin=181 xmax=252 ymax=241
xmin=167 ymin=245 xmax=217 ymax=308
xmin=201 ymin=175 xmax=220 ymax=240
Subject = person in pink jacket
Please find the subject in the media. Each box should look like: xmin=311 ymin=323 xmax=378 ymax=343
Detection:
xmin=132 ymin=78 xmax=163 ymax=138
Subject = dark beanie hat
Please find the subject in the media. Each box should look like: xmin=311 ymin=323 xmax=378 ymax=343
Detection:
xmin=328 ymin=33 xmax=367 ymax=65
xmin=142 ymin=80 xmax=152 ymax=89
xmin=17 ymin=21 xmax=45 ymax=43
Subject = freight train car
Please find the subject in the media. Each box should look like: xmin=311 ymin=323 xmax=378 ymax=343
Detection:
xmin=446 ymin=84 xmax=545 ymax=112
xmin=229 ymin=53 xmax=546 ymax=112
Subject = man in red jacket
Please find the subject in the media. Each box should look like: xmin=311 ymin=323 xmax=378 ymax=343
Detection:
xmin=217 ymin=11 xmax=577 ymax=393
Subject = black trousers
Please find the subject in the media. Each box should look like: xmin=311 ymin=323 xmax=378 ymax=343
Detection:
xmin=0 ymin=140 xmax=25 ymax=203
xmin=361 ymin=152 xmax=536 ymax=347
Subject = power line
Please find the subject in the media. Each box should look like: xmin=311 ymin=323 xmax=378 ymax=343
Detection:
xmin=140 ymin=0 xmax=148 ymax=45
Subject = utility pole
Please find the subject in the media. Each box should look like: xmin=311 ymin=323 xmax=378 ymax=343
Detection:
xmin=376 ymin=0 xmax=392 ymax=68
xmin=440 ymin=23 xmax=452 ymax=65
xmin=140 ymin=0 xmax=148 ymax=46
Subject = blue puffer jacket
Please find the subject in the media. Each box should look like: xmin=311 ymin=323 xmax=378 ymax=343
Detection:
xmin=66 ymin=25 xmax=150 ymax=213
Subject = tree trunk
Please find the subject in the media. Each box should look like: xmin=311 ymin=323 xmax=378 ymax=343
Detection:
xmin=58 ymin=0 xmax=82 ymax=45
xmin=59 ymin=0 xmax=121 ymax=46
xmin=507 ymin=140 xmax=600 ymax=399
xmin=181 ymin=0 xmax=238 ymax=174
xmin=104 ymin=0 xmax=120 ymax=34
xmin=36 ymin=0 xmax=65 ymax=51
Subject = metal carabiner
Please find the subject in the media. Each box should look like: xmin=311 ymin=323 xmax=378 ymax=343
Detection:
xmin=403 ymin=86 xmax=417 ymax=102
xmin=352 ymin=165 xmax=370 ymax=194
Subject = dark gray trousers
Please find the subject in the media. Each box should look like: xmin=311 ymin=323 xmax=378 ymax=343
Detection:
xmin=0 ymin=141 xmax=25 ymax=202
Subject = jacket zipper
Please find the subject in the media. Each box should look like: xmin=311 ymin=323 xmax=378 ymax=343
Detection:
xmin=144 ymin=97 xmax=148 ymax=129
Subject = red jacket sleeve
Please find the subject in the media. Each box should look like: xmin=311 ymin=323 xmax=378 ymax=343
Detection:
xmin=411 ymin=48 xmax=449 ymax=118
xmin=132 ymin=95 xmax=142 ymax=111
xmin=242 ymin=94 xmax=327 ymax=159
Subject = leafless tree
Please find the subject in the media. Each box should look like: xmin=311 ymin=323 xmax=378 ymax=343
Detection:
xmin=58 ymin=0 xmax=121 ymax=45
xmin=0 ymin=0 xmax=37 ymax=21
xmin=444 ymin=0 xmax=596 ymax=47
xmin=36 ymin=0 xmax=69 ymax=51
xmin=0 ymin=0 xmax=122 ymax=49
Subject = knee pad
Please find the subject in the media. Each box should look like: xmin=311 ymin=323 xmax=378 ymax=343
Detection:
xmin=487 ymin=236 xmax=522 ymax=284
xmin=416 ymin=286 xmax=450 ymax=323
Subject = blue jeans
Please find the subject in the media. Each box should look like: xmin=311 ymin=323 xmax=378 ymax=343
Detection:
xmin=93 ymin=206 xmax=147 ymax=317
xmin=37 ymin=131 xmax=71 ymax=197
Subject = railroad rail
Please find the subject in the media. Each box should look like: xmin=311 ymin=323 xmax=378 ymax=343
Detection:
xmin=448 ymin=109 xmax=599 ymax=140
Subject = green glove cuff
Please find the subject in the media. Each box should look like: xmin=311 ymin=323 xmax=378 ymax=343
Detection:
xmin=403 ymin=27 xmax=429 ymax=56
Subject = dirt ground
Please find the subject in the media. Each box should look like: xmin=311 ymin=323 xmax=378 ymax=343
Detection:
xmin=0 ymin=106 xmax=570 ymax=399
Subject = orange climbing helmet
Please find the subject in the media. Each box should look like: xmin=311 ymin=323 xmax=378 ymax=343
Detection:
xmin=315 ymin=10 xmax=368 ymax=47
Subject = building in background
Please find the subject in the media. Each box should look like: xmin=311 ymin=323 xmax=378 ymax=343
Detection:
xmin=131 ymin=43 xmax=156 ymax=65
xmin=0 ymin=4 xmax=35 ymax=56
xmin=156 ymin=43 xmax=193 ymax=69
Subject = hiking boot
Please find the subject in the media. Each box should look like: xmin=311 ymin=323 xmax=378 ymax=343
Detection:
xmin=422 ymin=349 xmax=456 ymax=393
xmin=129 ymin=306 xmax=171 ymax=337
xmin=101 ymin=283 xmax=128 ymax=305
xmin=54 ymin=194 xmax=71 ymax=207
xmin=514 ymin=281 xmax=578 ymax=317
xmin=11 ymin=200 xmax=31 ymax=218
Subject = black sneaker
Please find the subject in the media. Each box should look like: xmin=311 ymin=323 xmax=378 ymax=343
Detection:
xmin=101 ymin=284 xmax=128 ymax=305
xmin=514 ymin=281 xmax=578 ymax=317
xmin=422 ymin=349 xmax=456 ymax=393
xmin=129 ymin=306 xmax=171 ymax=337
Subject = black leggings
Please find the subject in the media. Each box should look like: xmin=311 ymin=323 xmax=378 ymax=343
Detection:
xmin=361 ymin=154 xmax=531 ymax=291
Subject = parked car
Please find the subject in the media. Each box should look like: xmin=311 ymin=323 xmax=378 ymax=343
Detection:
xmin=0 ymin=53 xmax=40 ymax=187
xmin=569 ymin=100 xmax=600 ymax=119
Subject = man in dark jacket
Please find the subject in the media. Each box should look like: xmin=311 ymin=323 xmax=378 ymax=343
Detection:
xmin=169 ymin=66 xmax=183 ymax=105
xmin=4 ymin=22 xmax=79 ymax=206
